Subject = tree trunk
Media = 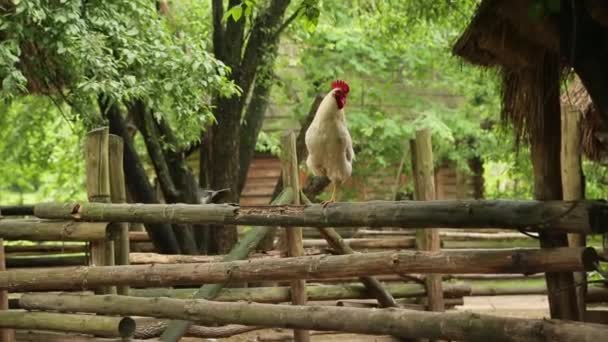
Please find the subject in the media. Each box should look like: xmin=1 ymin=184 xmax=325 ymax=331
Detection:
xmin=129 ymin=101 xmax=198 ymax=254
xmin=202 ymin=0 xmax=292 ymax=253
xmin=20 ymin=294 xmax=608 ymax=342
xmin=529 ymin=52 xmax=580 ymax=321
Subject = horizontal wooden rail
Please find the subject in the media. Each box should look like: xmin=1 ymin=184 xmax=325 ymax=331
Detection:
xmin=0 ymin=205 xmax=34 ymax=216
xmin=19 ymin=293 xmax=608 ymax=342
xmin=0 ymin=219 xmax=108 ymax=241
xmin=129 ymin=282 xmax=471 ymax=302
xmin=0 ymin=247 xmax=597 ymax=291
xmin=0 ymin=310 xmax=135 ymax=337
xmin=34 ymin=200 xmax=608 ymax=233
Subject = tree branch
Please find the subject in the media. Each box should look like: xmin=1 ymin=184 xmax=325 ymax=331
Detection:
xmin=272 ymin=6 xmax=302 ymax=40
xmin=129 ymin=100 xmax=181 ymax=203
xmin=238 ymin=0 xmax=291 ymax=105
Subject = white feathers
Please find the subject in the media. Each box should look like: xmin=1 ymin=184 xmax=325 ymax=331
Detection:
xmin=305 ymin=89 xmax=355 ymax=185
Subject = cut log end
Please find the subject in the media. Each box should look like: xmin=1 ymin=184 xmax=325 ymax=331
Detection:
xmin=582 ymin=247 xmax=601 ymax=270
xmin=118 ymin=317 xmax=136 ymax=338
xmin=588 ymin=201 xmax=608 ymax=234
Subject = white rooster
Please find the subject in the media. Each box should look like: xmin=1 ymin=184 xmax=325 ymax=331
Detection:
xmin=305 ymin=80 xmax=354 ymax=205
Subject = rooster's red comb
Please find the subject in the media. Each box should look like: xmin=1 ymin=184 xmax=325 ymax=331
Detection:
xmin=331 ymin=80 xmax=349 ymax=94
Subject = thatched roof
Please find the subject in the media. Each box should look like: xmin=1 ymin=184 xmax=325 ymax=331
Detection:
xmin=562 ymin=78 xmax=608 ymax=162
xmin=453 ymin=0 xmax=608 ymax=161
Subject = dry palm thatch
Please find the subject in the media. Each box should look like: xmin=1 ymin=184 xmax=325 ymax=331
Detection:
xmin=453 ymin=0 xmax=608 ymax=160
xmin=561 ymin=77 xmax=608 ymax=162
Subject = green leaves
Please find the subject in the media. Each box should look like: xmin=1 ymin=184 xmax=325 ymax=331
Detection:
xmin=223 ymin=1 xmax=257 ymax=22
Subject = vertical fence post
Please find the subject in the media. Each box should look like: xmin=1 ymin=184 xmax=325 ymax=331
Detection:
xmin=411 ymin=129 xmax=445 ymax=318
xmin=85 ymin=127 xmax=115 ymax=295
xmin=561 ymin=101 xmax=586 ymax=319
xmin=0 ymin=236 xmax=15 ymax=342
xmin=109 ymin=134 xmax=130 ymax=295
xmin=280 ymin=131 xmax=309 ymax=342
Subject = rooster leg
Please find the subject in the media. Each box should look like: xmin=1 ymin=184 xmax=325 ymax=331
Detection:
xmin=321 ymin=182 xmax=337 ymax=208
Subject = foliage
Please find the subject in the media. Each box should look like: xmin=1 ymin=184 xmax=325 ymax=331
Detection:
xmin=0 ymin=0 xmax=237 ymax=144
xmin=0 ymin=96 xmax=86 ymax=202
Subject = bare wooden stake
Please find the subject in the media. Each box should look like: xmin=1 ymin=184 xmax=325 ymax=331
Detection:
xmin=85 ymin=127 xmax=115 ymax=294
xmin=0 ymin=238 xmax=15 ymax=342
xmin=411 ymin=129 xmax=444 ymax=314
xmin=280 ymin=131 xmax=309 ymax=342
xmin=108 ymin=134 xmax=130 ymax=295
xmin=561 ymin=98 xmax=586 ymax=320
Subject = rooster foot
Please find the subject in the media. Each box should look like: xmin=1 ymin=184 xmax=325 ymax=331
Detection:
xmin=321 ymin=200 xmax=335 ymax=208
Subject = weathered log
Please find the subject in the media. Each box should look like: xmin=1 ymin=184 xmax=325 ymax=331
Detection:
xmin=0 ymin=238 xmax=14 ymax=342
xmin=130 ymin=282 xmax=471 ymax=302
xmin=303 ymin=238 xmax=415 ymax=249
xmin=298 ymin=190 xmax=399 ymax=309
xmin=337 ymin=297 xmax=464 ymax=309
xmin=0 ymin=310 xmax=134 ymax=337
xmin=136 ymin=321 xmax=260 ymax=339
xmin=561 ymin=98 xmax=587 ymax=319
xmin=34 ymin=200 xmax=608 ymax=234
xmin=15 ymin=330 xmax=150 ymax=342
xmin=279 ymin=132 xmax=309 ymax=342
xmin=4 ymin=244 xmax=86 ymax=254
xmin=0 ymin=219 xmax=108 ymax=241
xmin=129 ymin=231 xmax=150 ymax=241
xmin=468 ymin=283 xmax=608 ymax=303
xmin=5 ymin=254 xmax=86 ymax=268
xmin=19 ymin=293 xmax=608 ymax=342
xmin=0 ymin=247 xmax=597 ymax=291
xmin=84 ymin=127 xmax=113 ymax=288
xmin=0 ymin=206 xmax=34 ymax=216
xmin=411 ymin=128 xmax=444 ymax=315
xmin=128 ymin=251 xmax=287 ymax=264
xmin=159 ymin=188 xmax=295 ymax=342
xmin=108 ymin=134 xmax=130 ymax=295
xmin=315 ymin=225 xmax=398 ymax=308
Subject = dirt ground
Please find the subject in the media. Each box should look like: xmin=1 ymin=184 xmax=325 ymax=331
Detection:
xmin=192 ymin=295 xmax=556 ymax=342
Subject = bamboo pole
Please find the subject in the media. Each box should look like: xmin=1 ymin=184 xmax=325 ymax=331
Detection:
xmin=85 ymin=127 xmax=114 ymax=295
xmin=280 ymin=132 xmax=309 ymax=342
xmin=561 ymin=102 xmax=586 ymax=320
xmin=34 ymin=199 xmax=608 ymax=234
xmin=411 ymin=129 xmax=444 ymax=315
xmin=159 ymin=188 xmax=295 ymax=342
xmin=108 ymin=134 xmax=129 ymax=295
xmin=130 ymin=282 xmax=471 ymax=303
xmin=0 ymin=310 xmax=135 ymax=337
xmin=0 ymin=238 xmax=14 ymax=342
xmin=19 ymin=293 xmax=608 ymax=342
xmin=0 ymin=219 xmax=108 ymax=241
xmin=0 ymin=247 xmax=596 ymax=291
